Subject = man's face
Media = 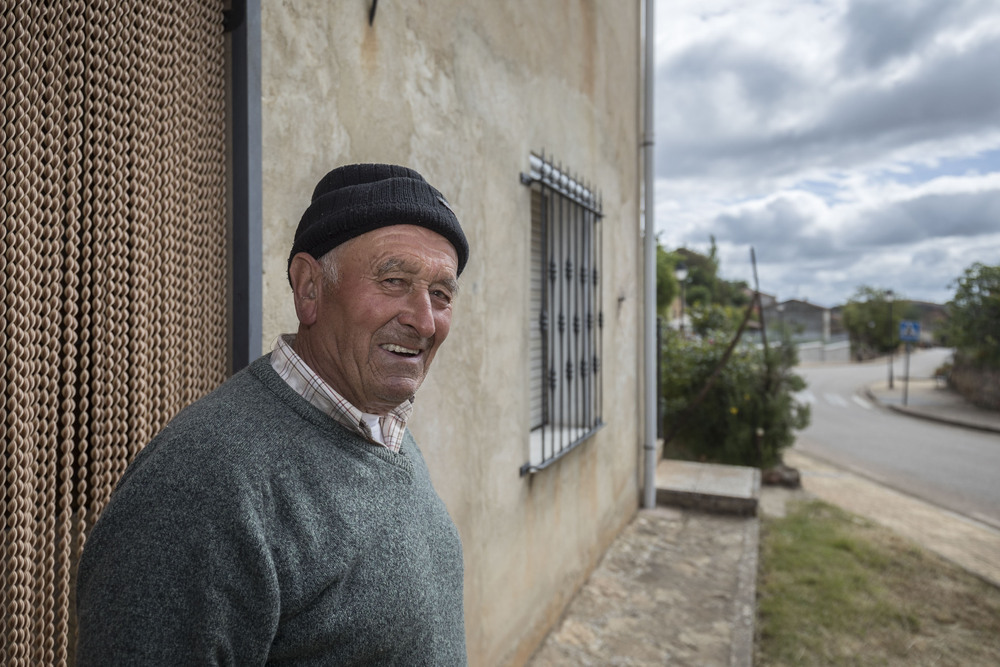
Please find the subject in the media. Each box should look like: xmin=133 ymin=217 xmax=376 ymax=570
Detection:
xmin=293 ymin=225 xmax=459 ymax=415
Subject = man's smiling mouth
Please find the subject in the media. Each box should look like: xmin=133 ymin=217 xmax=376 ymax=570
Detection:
xmin=381 ymin=343 xmax=420 ymax=357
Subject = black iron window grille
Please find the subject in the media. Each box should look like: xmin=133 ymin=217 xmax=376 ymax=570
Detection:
xmin=520 ymin=153 xmax=604 ymax=476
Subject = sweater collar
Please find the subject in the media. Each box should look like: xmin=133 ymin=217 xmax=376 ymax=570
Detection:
xmin=270 ymin=335 xmax=413 ymax=453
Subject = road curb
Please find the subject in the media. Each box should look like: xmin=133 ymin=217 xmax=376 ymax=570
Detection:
xmin=864 ymin=388 xmax=1000 ymax=435
xmin=729 ymin=518 xmax=758 ymax=667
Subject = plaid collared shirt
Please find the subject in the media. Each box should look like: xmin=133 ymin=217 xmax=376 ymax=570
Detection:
xmin=270 ymin=335 xmax=412 ymax=453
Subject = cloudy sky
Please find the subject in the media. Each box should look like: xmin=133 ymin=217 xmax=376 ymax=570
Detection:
xmin=653 ymin=0 xmax=1000 ymax=307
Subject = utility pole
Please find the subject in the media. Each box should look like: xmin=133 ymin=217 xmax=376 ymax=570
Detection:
xmin=887 ymin=289 xmax=895 ymax=389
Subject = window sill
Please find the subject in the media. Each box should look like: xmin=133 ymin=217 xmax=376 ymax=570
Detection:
xmin=520 ymin=421 xmax=605 ymax=476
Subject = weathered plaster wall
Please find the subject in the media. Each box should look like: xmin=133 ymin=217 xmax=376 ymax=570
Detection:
xmin=260 ymin=2 xmax=643 ymax=664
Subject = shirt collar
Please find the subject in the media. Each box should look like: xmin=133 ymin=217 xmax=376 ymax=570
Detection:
xmin=270 ymin=334 xmax=413 ymax=453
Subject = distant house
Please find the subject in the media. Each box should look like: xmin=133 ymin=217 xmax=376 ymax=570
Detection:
xmin=757 ymin=291 xmax=778 ymax=310
xmin=763 ymin=299 xmax=838 ymax=343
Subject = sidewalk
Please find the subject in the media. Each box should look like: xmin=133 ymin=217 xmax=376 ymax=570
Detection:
xmin=527 ymin=497 xmax=760 ymax=666
xmin=778 ymin=448 xmax=1000 ymax=587
xmin=867 ymin=376 xmax=1000 ymax=434
xmin=527 ymin=377 xmax=1000 ymax=666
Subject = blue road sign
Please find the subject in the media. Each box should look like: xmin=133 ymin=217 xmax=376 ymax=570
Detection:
xmin=899 ymin=320 xmax=920 ymax=342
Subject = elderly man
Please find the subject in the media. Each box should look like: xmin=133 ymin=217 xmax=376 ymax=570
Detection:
xmin=76 ymin=164 xmax=469 ymax=665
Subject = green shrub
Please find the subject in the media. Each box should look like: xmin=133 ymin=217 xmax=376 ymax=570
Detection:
xmin=946 ymin=262 xmax=1000 ymax=368
xmin=659 ymin=327 xmax=810 ymax=468
xmin=841 ymin=286 xmax=900 ymax=359
xmin=690 ymin=303 xmax=744 ymax=338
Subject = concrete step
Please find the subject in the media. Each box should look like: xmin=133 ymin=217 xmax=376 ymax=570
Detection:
xmin=656 ymin=459 xmax=761 ymax=516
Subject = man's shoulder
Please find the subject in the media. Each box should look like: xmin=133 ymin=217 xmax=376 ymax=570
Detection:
xmin=182 ymin=355 xmax=281 ymax=417
xmin=168 ymin=354 xmax=329 ymax=440
xmin=115 ymin=358 xmax=301 ymax=486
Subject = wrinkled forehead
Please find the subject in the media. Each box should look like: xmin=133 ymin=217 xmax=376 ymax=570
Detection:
xmin=344 ymin=224 xmax=460 ymax=276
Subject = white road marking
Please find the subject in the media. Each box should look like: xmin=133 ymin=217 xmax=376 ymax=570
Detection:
xmin=793 ymin=390 xmax=816 ymax=404
xmin=851 ymin=396 xmax=872 ymax=410
xmin=824 ymin=393 xmax=849 ymax=408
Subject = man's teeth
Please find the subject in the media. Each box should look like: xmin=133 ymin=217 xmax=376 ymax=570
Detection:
xmin=382 ymin=343 xmax=419 ymax=355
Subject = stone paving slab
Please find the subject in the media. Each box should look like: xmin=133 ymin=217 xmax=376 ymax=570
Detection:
xmin=527 ymin=507 xmax=758 ymax=667
xmin=656 ymin=459 xmax=760 ymax=516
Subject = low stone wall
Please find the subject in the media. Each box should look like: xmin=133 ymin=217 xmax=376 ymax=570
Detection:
xmin=950 ymin=360 xmax=1000 ymax=411
xmin=798 ymin=340 xmax=851 ymax=364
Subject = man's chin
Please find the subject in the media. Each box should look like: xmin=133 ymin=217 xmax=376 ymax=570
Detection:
xmin=373 ymin=378 xmax=423 ymax=407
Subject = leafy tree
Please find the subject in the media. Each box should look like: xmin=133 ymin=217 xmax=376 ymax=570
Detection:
xmin=841 ymin=286 xmax=902 ymax=359
xmin=659 ymin=312 xmax=810 ymax=468
xmin=675 ymin=238 xmax=719 ymax=304
xmin=717 ymin=279 xmax=752 ymax=308
xmin=656 ymin=239 xmax=811 ymax=466
xmin=670 ymin=237 xmax=751 ymax=310
xmin=691 ymin=304 xmax=745 ymax=338
xmin=901 ymin=302 xmax=923 ymax=322
xmin=947 ymin=262 xmax=1000 ymax=367
xmin=655 ymin=243 xmax=679 ymax=318
xmin=685 ymin=284 xmax=712 ymax=308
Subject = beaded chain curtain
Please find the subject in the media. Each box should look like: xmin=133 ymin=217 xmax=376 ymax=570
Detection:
xmin=1 ymin=1 xmax=228 ymax=664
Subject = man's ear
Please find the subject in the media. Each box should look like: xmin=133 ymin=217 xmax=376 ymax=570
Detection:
xmin=289 ymin=253 xmax=323 ymax=326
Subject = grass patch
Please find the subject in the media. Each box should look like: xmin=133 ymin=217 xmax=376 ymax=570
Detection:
xmin=756 ymin=499 xmax=1000 ymax=666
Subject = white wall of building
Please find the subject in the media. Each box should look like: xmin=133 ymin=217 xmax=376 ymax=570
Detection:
xmin=259 ymin=3 xmax=644 ymax=664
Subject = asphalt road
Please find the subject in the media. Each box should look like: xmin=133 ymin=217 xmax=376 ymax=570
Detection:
xmin=792 ymin=347 xmax=1000 ymax=531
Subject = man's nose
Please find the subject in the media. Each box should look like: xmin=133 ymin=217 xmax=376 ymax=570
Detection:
xmin=398 ymin=290 xmax=435 ymax=338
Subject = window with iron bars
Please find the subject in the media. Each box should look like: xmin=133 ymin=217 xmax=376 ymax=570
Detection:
xmin=520 ymin=154 xmax=604 ymax=475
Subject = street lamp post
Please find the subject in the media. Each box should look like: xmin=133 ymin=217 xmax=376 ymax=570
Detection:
xmin=887 ymin=290 xmax=895 ymax=389
xmin=675 ymin=262 xmax=688 ymax=336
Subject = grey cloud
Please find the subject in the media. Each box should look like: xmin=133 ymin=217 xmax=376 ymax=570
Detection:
xmin=910 ymin=245 xmax=949 ymax=267
xmin=823 ymin=36 xmax=1000 ymax=146
xmin=762 ymin=247 xmax=958 ymax=307
xmin=656 ymin=10 xmax=1000 ymax=182
xmin=711 ymin=198 xmax=843 ymax=263
xmin=700 ymin=187 xmax=1000 ymax=271
xmin=656 ymin=1 xmax=1000 ymax=307
xmin=839 ymin=0 xmax=968 ymax=72
xmin=852 ymin=189 xmax=1000 ymax=246
xmin=663 ymin=39 xmax=805 ymax=116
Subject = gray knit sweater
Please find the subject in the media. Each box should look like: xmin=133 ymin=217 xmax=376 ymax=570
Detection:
xmin=76 ymin=356 xmax=466 ymax=665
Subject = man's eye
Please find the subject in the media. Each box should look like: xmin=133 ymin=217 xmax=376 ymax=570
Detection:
xmin=432 ymin=290 xmax=452 ymax=303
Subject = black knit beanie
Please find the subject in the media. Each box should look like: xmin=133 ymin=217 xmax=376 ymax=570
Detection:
xmin=288 ymin=164 xmax=469 ymax=280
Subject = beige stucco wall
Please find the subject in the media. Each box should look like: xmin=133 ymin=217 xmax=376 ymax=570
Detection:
xmin=260 ymin=2 xmax=644 ymax=664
